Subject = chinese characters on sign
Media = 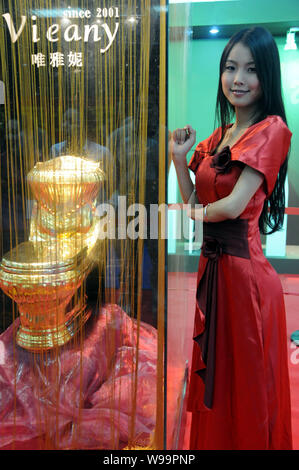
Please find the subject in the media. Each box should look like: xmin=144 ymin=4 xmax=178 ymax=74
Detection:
xmin=31 ymin=52 xmax=83 ymax=68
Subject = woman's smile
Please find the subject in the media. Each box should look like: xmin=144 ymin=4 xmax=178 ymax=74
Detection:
xmin=230 ymin=89 xmax=250 ymax=97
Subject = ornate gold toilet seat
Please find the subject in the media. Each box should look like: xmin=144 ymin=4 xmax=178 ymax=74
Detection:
xmin=0 ymin=241 xmax=95 ymax=350
xmin=0 ymin=156 xmax=105 ymax=351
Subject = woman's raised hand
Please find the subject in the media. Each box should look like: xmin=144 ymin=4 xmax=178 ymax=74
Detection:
xmin=171 ymin=125 xmax=196 ymax=163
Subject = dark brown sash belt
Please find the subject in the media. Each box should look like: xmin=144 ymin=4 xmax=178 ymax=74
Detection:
xmin=194 ymin=218 xmax=250 ymax=409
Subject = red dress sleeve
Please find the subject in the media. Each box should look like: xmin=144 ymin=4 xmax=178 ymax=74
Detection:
xmin=231 ymin=115 xmax=292 ymax=196
xmin=188 ymin=127 xmax=222 ymax=174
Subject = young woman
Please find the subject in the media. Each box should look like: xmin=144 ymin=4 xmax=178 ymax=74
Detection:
xmin=171 ymin=27 xmax=293 ymax=450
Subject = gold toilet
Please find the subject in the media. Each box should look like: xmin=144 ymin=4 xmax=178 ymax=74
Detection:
xmin=0 ymin=156 xmax=105 ymax=351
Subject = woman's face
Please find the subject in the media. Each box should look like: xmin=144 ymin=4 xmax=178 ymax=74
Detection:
xmin=221 ymin=42 xmax=262 ymax=114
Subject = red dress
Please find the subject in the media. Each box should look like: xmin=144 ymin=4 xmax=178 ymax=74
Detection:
xmin=187 ymin=115 xmax=293 ymax=450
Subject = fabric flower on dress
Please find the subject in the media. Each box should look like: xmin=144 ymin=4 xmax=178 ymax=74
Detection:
xmin=202 ymin=237 xmax=223 ymax=261
xmin=210 ymin=146 xmax=232 ymax=174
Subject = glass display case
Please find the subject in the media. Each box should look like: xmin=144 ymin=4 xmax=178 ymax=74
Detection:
xmin=0 ymin=0 xmax=167 ymax=450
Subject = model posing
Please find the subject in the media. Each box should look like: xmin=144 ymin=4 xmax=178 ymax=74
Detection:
xmin=171 ymin=27 xmax=293 ymax=450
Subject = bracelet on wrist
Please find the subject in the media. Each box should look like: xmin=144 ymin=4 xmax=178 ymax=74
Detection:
xmin=203 ymin=203 xmax=211 ymax=222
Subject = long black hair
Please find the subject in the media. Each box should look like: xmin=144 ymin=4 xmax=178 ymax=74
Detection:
xmin=215 ymin=26 xmax=289 ymax=235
